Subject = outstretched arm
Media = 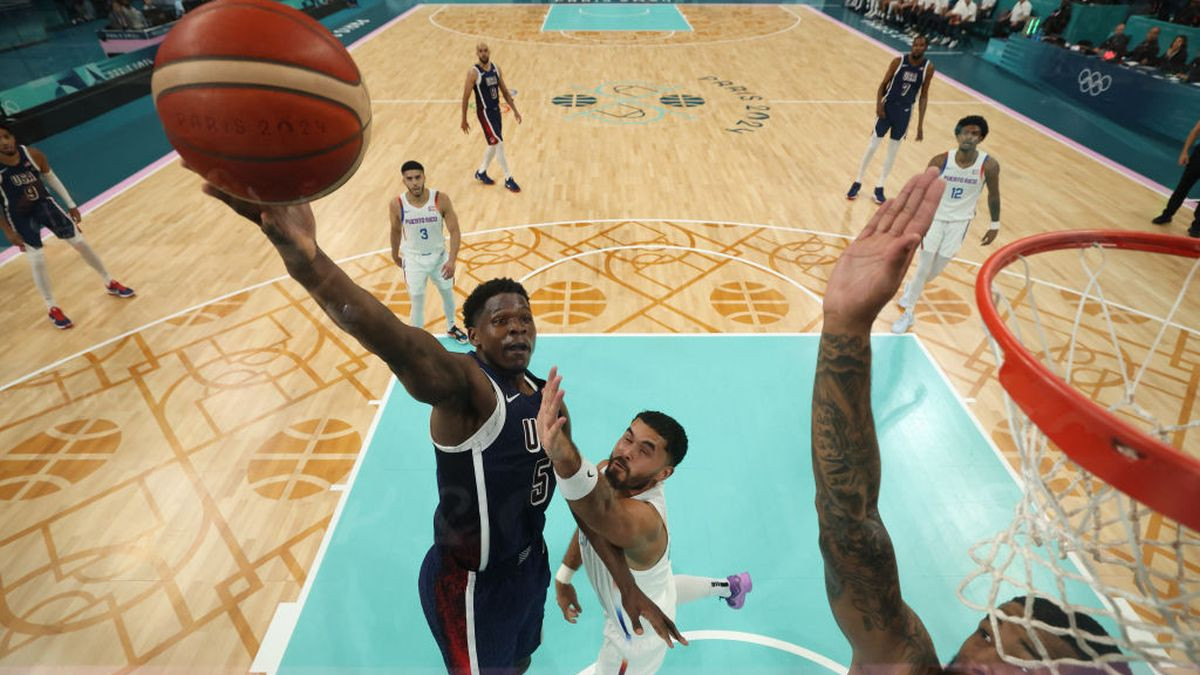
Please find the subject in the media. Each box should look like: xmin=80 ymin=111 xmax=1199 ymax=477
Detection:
xmin=814 ymin=168 xmax=944 ymax=670
xmin=194 ymin=181 xmax=485 ymax=416
xmin=537 ymin=368 xmax=664 ymax=553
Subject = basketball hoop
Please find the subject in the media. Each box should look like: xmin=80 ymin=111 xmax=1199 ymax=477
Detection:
xmin=960 ymin=230 xmax=1200 ymax=671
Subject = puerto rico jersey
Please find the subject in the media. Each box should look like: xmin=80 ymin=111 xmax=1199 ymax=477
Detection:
xmin=398 ymin=188 xmax=445 ymax=256
xmin=935 ymin=150 xmax=988 ymax=222
xmin=430 ymin=353 xmax=552 ymax=571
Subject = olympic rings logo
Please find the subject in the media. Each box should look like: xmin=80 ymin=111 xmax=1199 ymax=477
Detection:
xmin=1077 ymin=68 xmax=1112 ymax=96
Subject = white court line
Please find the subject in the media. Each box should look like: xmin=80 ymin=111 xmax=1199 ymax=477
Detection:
xmin=372 ymin=98 xmax=457 ymax=104
xmin=6 ymin=217 xmax=1195 ymax=394
xmin=248 ymin=372 xmax=398 ymax=672
xmin=773 ymin=99 xmax=981 ymax=104
xmin=517 ymin=243 xmax=824 ymax=305
xmin=575 ymin=629 xmax=848 ymax=675
xmin=429 ymin=3 xmax=801 ymax=48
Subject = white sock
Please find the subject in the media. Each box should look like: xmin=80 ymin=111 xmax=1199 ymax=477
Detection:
xmin=674 ymin=575 xmax=731 ymax=605
xmin=65 ymin=235 xmax=111 ymax=283
xmin=25 ymin=247 xmax=56 ymax=307
xmin=876 ymin=138 xmax=902 ymax=189
xmin=438 ymin=284 xmax=457 ymax=329
xmin=855 ymin=134 xmax=883 ymax=183
xmin=409 ymin=292 xmax=426 ymax=329
xmin=900 ymin=249 xmax=938 ymax=307
xmin=478 ymin=145 xmax=497 ymax=173
xmin=495 ymin=141 xmax=512 ymax=179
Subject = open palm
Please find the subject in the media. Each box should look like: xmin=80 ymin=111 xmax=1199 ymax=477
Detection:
xmin=824 ymin=168 xmax=945 ymax=334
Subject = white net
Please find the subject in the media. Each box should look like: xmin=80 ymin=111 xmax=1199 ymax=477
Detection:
xmin=957 ymin=239 xmax=1200 ymax=673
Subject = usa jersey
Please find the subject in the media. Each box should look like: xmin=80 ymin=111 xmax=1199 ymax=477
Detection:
xmin=935 ymin=150 xmax=988 ymax=221
xmin=0 ymin=145 xmax=51 ymax=221
xmin=398 ymin=189 xmax=444 ymax=256
xmin=882 ymin=55 xmax=930 ymax=111
xmin=431 ymin=353 xmax=552 ymax=571
xmin=473 ymin=63 xmax=502 ymax=113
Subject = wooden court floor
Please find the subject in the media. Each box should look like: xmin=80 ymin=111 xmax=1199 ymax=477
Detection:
xmin=0 ymin=4 xmax=1195 ymax=671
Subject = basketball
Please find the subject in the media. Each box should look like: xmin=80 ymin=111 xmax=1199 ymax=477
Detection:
xmin=151 ymin=0 xmax=371 ymax=204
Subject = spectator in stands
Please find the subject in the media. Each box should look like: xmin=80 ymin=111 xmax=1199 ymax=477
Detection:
xmin=1176 ymin=0 xmax=1200 ymax=25
xmin=1187 ymin=54 xmax=1200 ymax=80
xmin=1158 ymin=34 xmax=1190 ymax=71
xmin=1040 ymin=0 xmax=1073 ymax=43
xmin=109 ymin=0 xmax=148 ymax=28
xmin=1089 ymin=22 xmax=1131 ymax=57
xmin=1127 ymin=26 xmax=1162 ymax=63
xmin=917 ymin=0 xmax=953 ymax=38
xmin=994 ymin=0 xmax=1033 ymax=36
xmin=944 ymin=0 xmax=978 ymax=46
xmin=977 ymin=0 xmax=997 ymax=19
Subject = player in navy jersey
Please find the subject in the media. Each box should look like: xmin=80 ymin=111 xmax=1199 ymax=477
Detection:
xmin=460 ymin=41 xmax=523 ymax=193
xmin=0 ymin=119 xmax=134 ymax=330
xmin=847 ymin=36 xmax=935 ymax=205
xmin=189 ymin=172 xmax=684 ymax=674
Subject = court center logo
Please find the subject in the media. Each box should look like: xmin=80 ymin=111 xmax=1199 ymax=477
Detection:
xmin=1077 ymin=68 xmax=1112 ymax=96
xmin=552 ymin=81 xmax=705 ymax=125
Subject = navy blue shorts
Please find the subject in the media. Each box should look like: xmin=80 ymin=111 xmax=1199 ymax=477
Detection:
xmin=418 ymin=542 xmax=548 ymax=673
xmin=873 ymin=105 xmax=913 ymax=140
xmin=476 ymin=105 xmax=503 ymax=145
xmin=11 ymin=200 xmax=75 ymax=249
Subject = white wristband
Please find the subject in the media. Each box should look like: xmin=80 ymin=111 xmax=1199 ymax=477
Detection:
xmin=41 ymin=170 xmax=76 ymax=209
xmin=988 ymin=221 xmax=1001 ymax=231
xmin=555 ymin=563 xmax=577 ymax=585
xmin=555 ymin=459 xmax=598 ymax=501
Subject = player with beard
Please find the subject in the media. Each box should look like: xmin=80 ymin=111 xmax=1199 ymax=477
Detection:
xmin=537 ymin=372 xmax=752 ymax=674
xmin=187 ymin=172 xmax=682 ymax=674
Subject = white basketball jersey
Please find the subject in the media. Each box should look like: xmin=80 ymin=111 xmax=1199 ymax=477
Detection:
xmin=579 ymin=477 xmax=677 ymax=632
xmin=398 ymin=189 xmax=445 ymax=255
xmin=934 ymin=150 xmax=988 ymax=222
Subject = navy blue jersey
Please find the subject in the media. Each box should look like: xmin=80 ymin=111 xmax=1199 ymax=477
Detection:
xmin=431 ymin=352 xmax=552 ymax=571
xmin=0 ymin=146 xmax=51 ymax=222
xmin=882 ymin=55 xmax=930 ymax=111
xmin=472 ymin=63 xmax=502 ymax=113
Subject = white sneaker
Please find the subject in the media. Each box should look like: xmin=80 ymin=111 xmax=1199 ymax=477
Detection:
xmin=891 ymin=310 xmax=915 ymax=334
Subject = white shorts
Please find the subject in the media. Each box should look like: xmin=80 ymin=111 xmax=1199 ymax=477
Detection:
xmin=594 ymin=616 xmax=668 ymax=675
xmin=402 ymin=248 xmax=453 ymax=292
xmin=922 ymin=218 xmax=971 ymax=258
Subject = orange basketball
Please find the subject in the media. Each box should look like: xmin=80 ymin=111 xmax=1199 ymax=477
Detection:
xmin=151 ymin=0 xmax=371 ymax=204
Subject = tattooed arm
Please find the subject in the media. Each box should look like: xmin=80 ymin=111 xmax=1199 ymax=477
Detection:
xmin=813 ymin=168 xmax=946 ymax=671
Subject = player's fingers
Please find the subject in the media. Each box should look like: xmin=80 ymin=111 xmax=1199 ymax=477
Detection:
xmin=901 ymin=169 xmax=944 ymax=240
xmin=882 ymin=169 xmax=935 ymax=237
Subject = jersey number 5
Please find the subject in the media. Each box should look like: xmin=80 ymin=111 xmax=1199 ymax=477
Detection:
xmin=530 ymin=457 xmax=552 ymax=506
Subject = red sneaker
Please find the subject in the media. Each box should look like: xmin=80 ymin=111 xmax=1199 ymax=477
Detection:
xmin=106 ymin=280 xmax=135 ymax=298
xmin=48 ymin=306 xmax=73 ymax=329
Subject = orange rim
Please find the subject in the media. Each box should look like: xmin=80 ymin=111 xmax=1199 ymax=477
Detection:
xmin=975 ymin=230 xmax=1200 ymax=531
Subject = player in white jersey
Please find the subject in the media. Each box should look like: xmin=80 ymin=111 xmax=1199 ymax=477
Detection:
xmin=536 ymin=371 xmax=753 ymax=674
xmin=389 ymin=160 xmax=468 ymax=343
xmin=891 ymin=115 xmax=1001 ymax=334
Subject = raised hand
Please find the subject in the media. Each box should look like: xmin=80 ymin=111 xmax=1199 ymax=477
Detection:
xmin=823 ymin=167 xmax=944 ymax=335
xmin=536 ymin=366 xmax=568 ymax=458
